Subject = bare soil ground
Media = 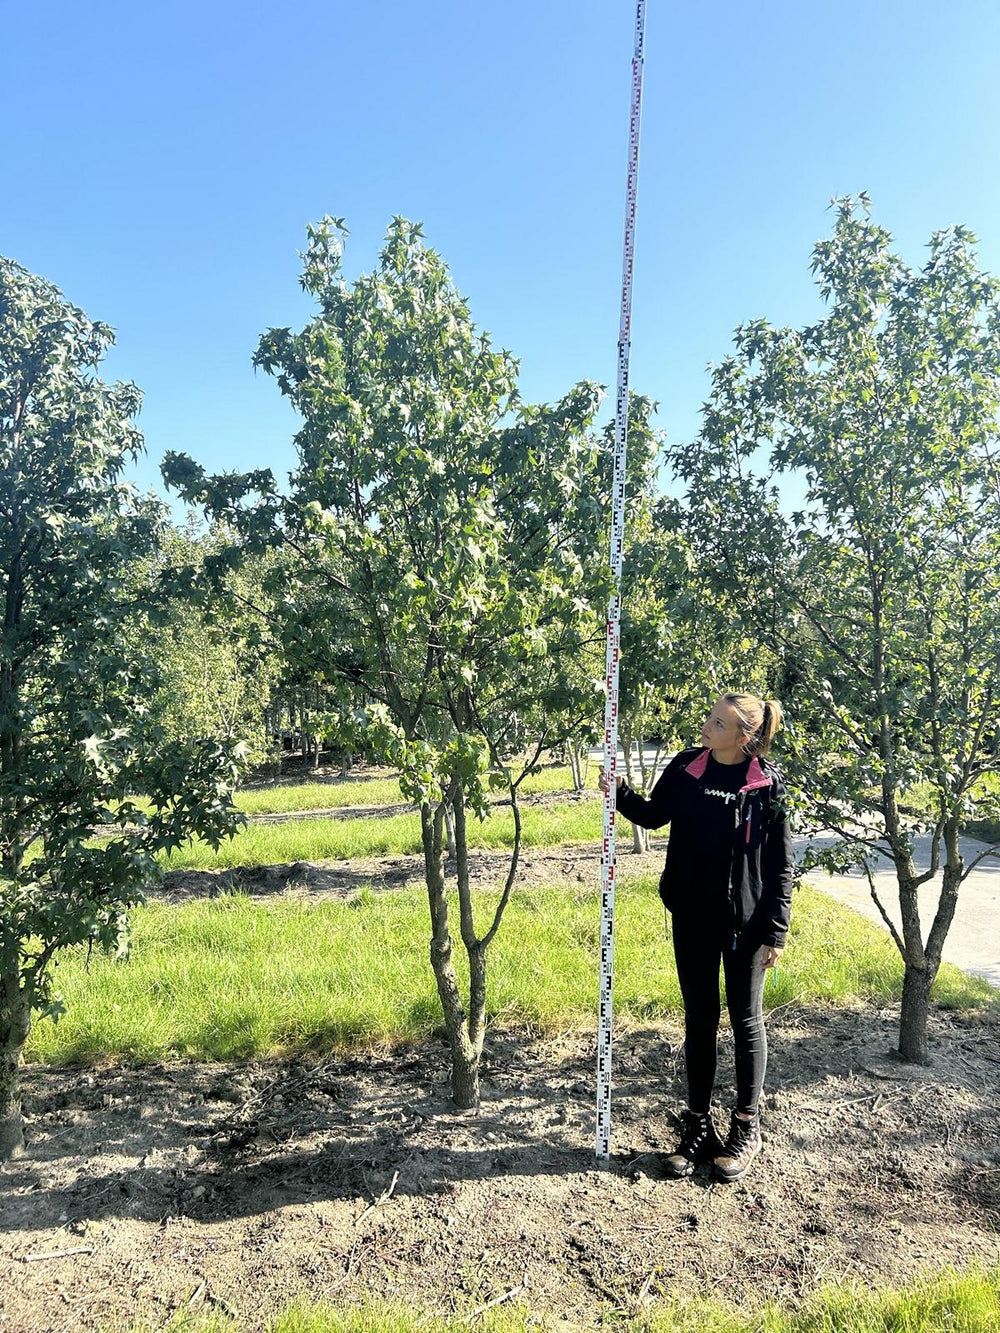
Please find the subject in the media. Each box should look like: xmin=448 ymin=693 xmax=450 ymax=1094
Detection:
xmin=155 ymin=845 xmax=645 ymax=903
xmin=3 ymin=1006 xmax=999 ymax=1333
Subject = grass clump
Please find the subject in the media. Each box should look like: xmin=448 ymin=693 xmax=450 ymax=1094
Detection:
xmin=638 ymin=1265 xmax=1000 ymax=1331
xmin=113 ymin=1299 xmax=532 ymax=1332
xmin=25 ymin=880 xmax=997 ymax=1067
xmin=109 ymin=1266 xmax=1000 ymax=1331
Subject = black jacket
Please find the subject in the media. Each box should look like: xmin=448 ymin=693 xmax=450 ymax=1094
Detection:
xmin=616 ymin=746 xmax=793 ymax=949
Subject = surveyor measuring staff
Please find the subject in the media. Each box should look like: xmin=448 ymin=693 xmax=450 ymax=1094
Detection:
xmin=595 ymin=6 xmax=794 ymax=1177
xmin=595 ymin=0 xmax=646 ymax=1161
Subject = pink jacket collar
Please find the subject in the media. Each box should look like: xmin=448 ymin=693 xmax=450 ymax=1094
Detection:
xmin=685 ymin=748 xmax=770 ymax=792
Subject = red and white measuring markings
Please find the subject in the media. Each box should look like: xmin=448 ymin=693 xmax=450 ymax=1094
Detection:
xmin=596 ymin=0 xmax=646 ymax=1162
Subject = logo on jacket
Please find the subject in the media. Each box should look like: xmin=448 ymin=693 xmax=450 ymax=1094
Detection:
xmin=703 ymin=788 xmax=739 ymax=804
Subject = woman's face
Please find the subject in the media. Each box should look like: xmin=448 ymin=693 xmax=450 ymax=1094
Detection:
xmin=700 ymin=698 xmax=748 ymax=755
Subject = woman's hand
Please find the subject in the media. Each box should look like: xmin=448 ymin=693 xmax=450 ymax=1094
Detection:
xmin=597 ymin=770 xmax=624 ymax=796
xmin=760 ymin=945 xmax=783 ymax=969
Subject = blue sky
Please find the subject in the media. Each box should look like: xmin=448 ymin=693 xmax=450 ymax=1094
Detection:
xmin=4 ymin=0 xmax=1000 ymax=501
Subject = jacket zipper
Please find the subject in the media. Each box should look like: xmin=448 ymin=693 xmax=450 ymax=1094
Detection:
xmin=731 ymin=787 xmax=763 ymax=945
xmin=731 ymin=793 xmax=744 ymax=948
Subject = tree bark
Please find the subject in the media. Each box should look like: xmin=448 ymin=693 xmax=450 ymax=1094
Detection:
xmin=443 ymin=801 xmax=457 ymax=861
xmin=568 ymin=742 xmax=584 ymax=792
xmin=419 ymin=803 xmax=478 ymax=1108
xmin=895 ymin=822 xmax=960 ymax=1064
xmin=0 ymin=977 xmax=30 ymax=1160
xmin=897 ymin=961 xmax=934 ymax=1064
xmin=452 ymin=790 xmax=486 ymax=1061
xmin=621 ymin=732 xmax=648 ymax=853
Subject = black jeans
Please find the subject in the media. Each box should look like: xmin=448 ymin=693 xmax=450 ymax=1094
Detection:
xmin=670 ymin=911 xmax=768 ymax=1118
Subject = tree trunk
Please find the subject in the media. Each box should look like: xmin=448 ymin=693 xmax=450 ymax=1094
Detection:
xmin=568 ymin=743 xmax=583 ymax=792
xmin=419 ymin=803 xmax=479 ymax=1108
xmin=340 ymin=751 xmax=352 ymax=779
xmin=452 ymin=790 xmax=486 ymax=1057
xmin=443 ymin=802 xmax=457 ymax=861
xmin=314 ymin=682 xmax=322 ymax=768
xmin=620 ymin=731 xmax=649 ymax=853
xmin=892 ymin=835 xmax=947 ymax=1065
xmin=897 ymin=961 xmax=934 ymax=1064
xmin=450 ymin=1036 xmax=480 ymax=1108
xmin=896 ymin=827 xmax=961 ymax=1065
xmin=0 ymin=980 xmax=30 ymax=1160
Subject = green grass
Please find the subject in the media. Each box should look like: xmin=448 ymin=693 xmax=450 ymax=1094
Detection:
xmin=110 ymin=1267 xmax=1000 ymax=1332
xmin=25 ymin=880 xmax=997 ymax=1067
xmin=233 ymin=764 xmax=578 ymax=816
xmin=236 ymin=775 xmax=409 ymax=814
xmin=116 ymin=765 xmax=579 ymax=822
xmin=161 ymin=798 xmax=604 ymax=870
xmin=636 ymin=1266 xmax=1000 ymax=1332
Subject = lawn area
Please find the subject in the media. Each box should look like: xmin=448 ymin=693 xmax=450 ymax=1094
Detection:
xmin=233 ymin=764 xmax=580 ymax=817
xmin=115 ymin=765 xmax=580 ymax=822
xmin=25 ymin=880 xmax=997 ymax=1066
xmin=160 ymin=798 xmax=604 ymax=870
xmin=114 ymin=1266 xmax=1000 ymax=1332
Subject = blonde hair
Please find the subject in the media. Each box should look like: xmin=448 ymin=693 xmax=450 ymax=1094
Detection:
xmin=723 ymin=693 xmax=784 ymax=757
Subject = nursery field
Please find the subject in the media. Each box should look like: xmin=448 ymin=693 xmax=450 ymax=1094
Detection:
xmin=4 ymin=765 xmax=1000 ymax=1333
xmin=232 ymin=765 xmax=582 ymax=817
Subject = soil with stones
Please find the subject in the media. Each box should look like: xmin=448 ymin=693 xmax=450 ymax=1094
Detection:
xmin=3 ymin=1006 xmax=999 ymax=1333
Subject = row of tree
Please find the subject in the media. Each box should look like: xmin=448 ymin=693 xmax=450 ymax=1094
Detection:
xmin=2 ymin=197 xmax=999 ymax=1157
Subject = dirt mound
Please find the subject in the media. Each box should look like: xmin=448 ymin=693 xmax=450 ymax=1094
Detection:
xmin=3 ymin=1006 xmax=998 ymax=1332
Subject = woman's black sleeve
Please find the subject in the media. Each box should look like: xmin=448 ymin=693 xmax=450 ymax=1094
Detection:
xmin=615 ymin=756 xmax=681 ymax=831
xmin=760 ymin=783 xmax=794 ymax=948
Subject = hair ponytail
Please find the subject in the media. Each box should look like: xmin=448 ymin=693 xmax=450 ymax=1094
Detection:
xmin=758 ymin=699 xmax=783 ymax=756
xmin=723 ymin=692 xmax=784 ymax=757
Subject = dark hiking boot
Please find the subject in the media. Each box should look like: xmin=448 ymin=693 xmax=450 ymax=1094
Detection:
xmin=712 ymin=1110 xmax=761 ymax=1183
xmin=662 ymin=1110 xmax=723 ymax=1178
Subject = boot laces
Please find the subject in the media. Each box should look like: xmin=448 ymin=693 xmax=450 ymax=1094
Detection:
xmin=676 ymin=1110 xmax=712 ymax=1156
xmin=727 ymin=1113 xmax=757 ymax=1153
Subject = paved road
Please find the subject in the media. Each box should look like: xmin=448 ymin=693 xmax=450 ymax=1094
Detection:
xmin=795 ymin=832 xmax=1000 ymax=991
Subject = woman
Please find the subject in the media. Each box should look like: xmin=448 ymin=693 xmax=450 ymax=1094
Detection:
xmin=599 ymin=693 xmax=793 ymax=1183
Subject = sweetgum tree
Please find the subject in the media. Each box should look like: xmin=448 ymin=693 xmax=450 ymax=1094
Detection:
xmin=165 ymin=216 xmax=611 ymax=1107
xmin=666 ymin=198 xmax=1000 ymax=1063
xmin=0 ymin=259 xmax=243 ymax=1157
